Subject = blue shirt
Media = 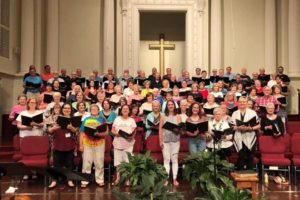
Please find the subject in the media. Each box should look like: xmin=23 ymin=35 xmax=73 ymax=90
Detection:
xmin=24 ymin=75 xmax=43 ymax=93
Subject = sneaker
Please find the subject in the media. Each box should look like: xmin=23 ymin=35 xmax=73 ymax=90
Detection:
xmin=23 ymin=175 xmax=29 ymax=180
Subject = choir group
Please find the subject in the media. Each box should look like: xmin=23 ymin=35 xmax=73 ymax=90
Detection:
xmin=9 ymin=64 xmax=291 ymax=188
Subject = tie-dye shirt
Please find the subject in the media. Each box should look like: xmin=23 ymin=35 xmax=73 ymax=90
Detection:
xmin=80 ymin=116 xmax=105 ymax=147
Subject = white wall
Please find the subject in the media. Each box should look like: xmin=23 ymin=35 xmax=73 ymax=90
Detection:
xmin=222 ymin=0 xmax=265 ymax=72
xmin=0 ymin=0 xmax=20 ymax=74
xmin=139 ymin=41 xmax=185 ymax=76
xmin=58 ymin=0 xmax=103 ymax=77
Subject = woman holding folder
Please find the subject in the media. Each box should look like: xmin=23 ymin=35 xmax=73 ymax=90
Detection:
xmin=260 ymin=103 xmax=284 ymax=137
xmin=47 ymin=103 xmax=78 ymax=189
xmin=79 ymin=104 xmax=108 ymax=187
xmin=185 ymin=102 xmax=207 ymax=153
xmin=111 ymin=104 xmax=137 ymax=185
xmin=231 ymin=96 xmax=260 ymax=170
xmin=16 ymin=96 xmax=44 ymax=138
xmin=159 ymin=100 xmax=182 ymax=186
xmin=9 ymin=94 xmax=27 ymax=135
xmin=206 ymin=107 xmax=232 ymax=160
xmin=145 ymin=101 xmax=161 ymax=139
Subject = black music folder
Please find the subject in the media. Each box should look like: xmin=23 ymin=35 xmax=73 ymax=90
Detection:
xmin=44 ymin=94 xmax=53 ymax=104
xmin=25 ymin=82 xmax=41 ymax=88
xmin=203 ymin=108 xmax=214 ymax=115
xmin=281 ymin=86 xmax=288 ymax=93
xmin=212 ymin=128 xmax=233 ymax=141
xmin=277 ymin=96 xmax=287 ymax=104
xmin=227 ymin=106 xmax=238 ymax=116
xmin=162 ymin=122 xmax=184 ymax=132
xmin=236 ymin=116 xmax=257 ymax=127
xmin=21 ymin=113 xmax=43 ymax=126
xmin=132 ymin=99 xmax=144 ymax=105
xmin=143 ymin=110 xmax=152 ymax=116
xmin=84 ymin=124 xmax=107 ymax=139
xmin=57 ymin=115 xmax=82 ymax=128
xmin=118 ymin=129 xmax=134 ymax=139
xmin=185 ymin=121 xmax=208 ymax=133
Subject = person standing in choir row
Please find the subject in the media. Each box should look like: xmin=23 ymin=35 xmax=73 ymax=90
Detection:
xmin=9 ymin=94 xmax=27 ymax=135
xmin=111 ymin=104 xmax=137 ymax=185
xmin=232 ymin=96 xmax=260 ymax=170
xmin=185 ymin=102 xmax=207 ymax=153
xmin=79 ymin=104 xmax=108 ymax=188
xmin=159 ymin=100 xmax=182 ymax=186
xmin=47 ymin=103 xmax=78 ymax=189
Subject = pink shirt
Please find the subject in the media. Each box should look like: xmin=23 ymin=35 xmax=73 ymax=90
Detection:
xmin=112 ymin=116 xmax=137 ymax=150
xmin=9 ymin=105 xmax=26 ymax=125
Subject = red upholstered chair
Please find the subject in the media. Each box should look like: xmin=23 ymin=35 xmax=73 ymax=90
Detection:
xmin=145 ymin=135 xmax=163 ymax=164
xmin=19 ymin=136 xmax=49 ymax=168
xmin=259 ymin=136 xmax=291 ymax=182
xmin=133 ymin=133 xmax=143 ymax=154
xmin=104 ymin=135 xmax=113 ymax=182
xmin=12 ymin=135 xmax=22 ymax=161
xmin=290 ymin=135 xmax=300 ymax=182
xmin=287 ymin=121 xmax=300 ymax=135
xmin=178 ymin=137 xmax=189 ymax=163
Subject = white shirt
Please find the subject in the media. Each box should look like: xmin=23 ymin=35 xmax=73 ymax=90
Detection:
xmin=207 ymin=119 xmax=232 ymax=149
xmin=112 ymin=116 xmax=137 ymax=149
xmin=231 ymin=108 xmax=258 ymax=151
xmin=16 ymin=110 xmax=44 ymax=138
xmin=123 ymin=88 xmax=134 ymax=99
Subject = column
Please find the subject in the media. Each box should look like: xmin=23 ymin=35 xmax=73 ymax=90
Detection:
xmin=46 ymin=0 xmax=59 ymax=71
xmin=34 ymin=0 xmax=43 ymax=69
xmin=265 ymin=0 xmax=276 ymax=73
xmin=288 ymin=0 xmax=300 ymax=77
xmin=20 ymin=0 xmax=34 ymax=73
xmin=103 ymin=0 xmax=115 ymax=73
xmin=210 ymin=0 xmax=222 ymax=70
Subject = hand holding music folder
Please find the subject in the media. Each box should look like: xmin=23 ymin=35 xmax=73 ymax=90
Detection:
xmin=277 ymin=96 xmax=287 ymax=105
xmin=162 ymin=121 xmax=184 ymax=134
xmin=84 ymin=124 xmax=107 ymax=139
xmin=185 ymin=121 xmax=208 ymax=133
xmin=57 ymin=116 xmax=82 ymax=129
xmin=236 ymin=116 xmax=257 ymax=127
xmin=21 ymin=113 xmax=43 ymax=126
xmin=118 ymin=129 xmax=134 ymax=139
xmin=211 ymin=128 xmax=233 ymax=142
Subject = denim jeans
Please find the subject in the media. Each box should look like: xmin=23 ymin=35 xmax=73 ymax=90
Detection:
xmin=188 ymin=138 xmax=206 ymax=153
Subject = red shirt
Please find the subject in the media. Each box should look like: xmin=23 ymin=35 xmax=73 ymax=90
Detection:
xmin=53 ymin=128 xmax=76 ymax=151
xmin=199 ymin=89 xmax=209 ymax=100
xmin=41 ymin=73 xmax=54 ymax=82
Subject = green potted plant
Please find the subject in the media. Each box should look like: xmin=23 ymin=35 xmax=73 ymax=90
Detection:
xmin=112 ymin=151 xmax=183 ymax=200
xmin=183 ymin=151 xmax=263 ymax=200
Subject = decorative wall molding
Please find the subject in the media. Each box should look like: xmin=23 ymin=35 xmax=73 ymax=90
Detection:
xmin=121 ymin=0 xmax=206 ymax=73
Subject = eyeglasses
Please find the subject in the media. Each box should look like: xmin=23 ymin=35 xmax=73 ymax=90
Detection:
xmin=63 ymin=107 xmax=71 ymax=110
xmin=29 ymin=102 xmax=37 ymax=104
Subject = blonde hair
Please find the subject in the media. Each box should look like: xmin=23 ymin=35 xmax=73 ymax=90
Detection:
xmin=26 ymin=96 xmax=39 ymax=110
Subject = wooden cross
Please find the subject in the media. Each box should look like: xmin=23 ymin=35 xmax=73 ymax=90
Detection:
xmin=149 ymin=34 xmax=175 ymax=76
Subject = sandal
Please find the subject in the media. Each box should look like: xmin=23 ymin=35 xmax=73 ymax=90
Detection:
xmin=48 ymin=181 xmax=57 ymax=189
xmin=173 ymin=179 xmax=179 ymax=187
xmin=273 ymin=176 xmax=282 ymax=184
xmin=68 ymin=181 xmax=75 ymax=188
xmin=279 ymin=174 xmax=289 ymax=185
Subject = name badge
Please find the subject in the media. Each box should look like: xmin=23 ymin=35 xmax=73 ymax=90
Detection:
xmin=65 ymin=133 xmax=71 ymax=138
